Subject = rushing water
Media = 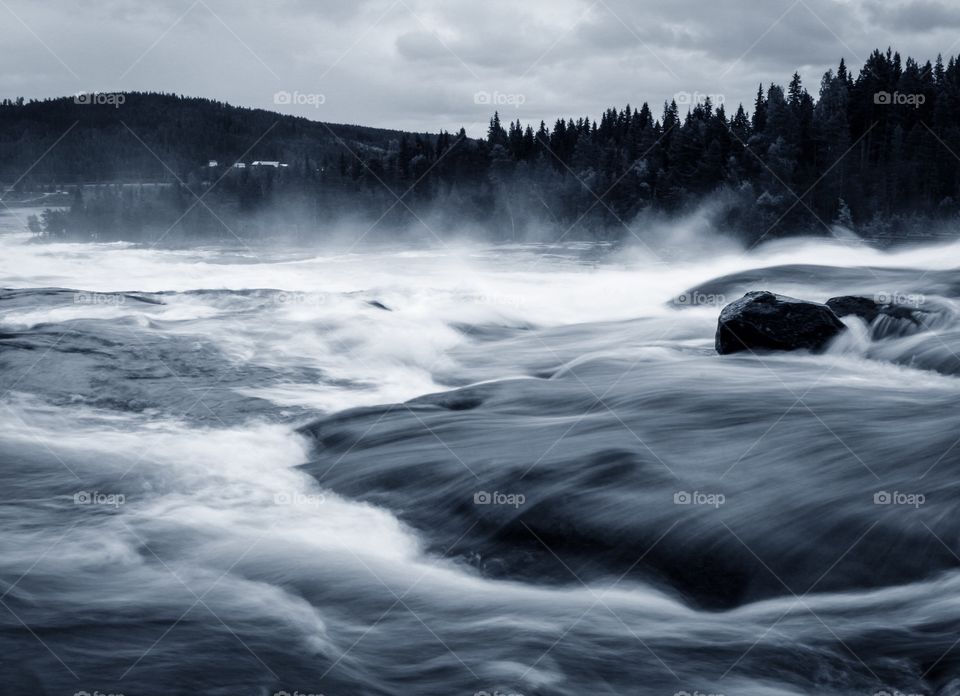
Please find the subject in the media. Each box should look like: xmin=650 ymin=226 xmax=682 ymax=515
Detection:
xmin=2 ymin=209 xmax=960 ymax=696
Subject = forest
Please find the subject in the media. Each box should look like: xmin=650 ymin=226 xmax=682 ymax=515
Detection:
xmin=5 ymin=47 xmax=960 ymax=244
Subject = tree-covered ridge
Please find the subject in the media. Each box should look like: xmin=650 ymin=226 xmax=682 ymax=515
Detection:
xmin=8 ymin=48 xmax=960 ymax=243
xmin=0 ymin=92 xmax=436 ymax=184
xmin=475 ymin=48 xmax=960 ymax=238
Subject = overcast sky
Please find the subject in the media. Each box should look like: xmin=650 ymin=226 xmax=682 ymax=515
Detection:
xmin=1 ymin=0 xmax=956 ymax=136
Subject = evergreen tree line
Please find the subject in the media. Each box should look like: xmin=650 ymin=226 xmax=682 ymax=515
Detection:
xmin=14 ymin=48 xmax=960 ymax=243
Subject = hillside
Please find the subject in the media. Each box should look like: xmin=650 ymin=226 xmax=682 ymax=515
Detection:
xmin=0 ymin=92 xmax=440 ymax=185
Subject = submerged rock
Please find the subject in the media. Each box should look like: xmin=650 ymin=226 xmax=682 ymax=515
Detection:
xmin=827 ymin=294 xmax=944 ymax=340
xmin=826 ymin=295 xmax=925 ymax=324
xmin=367 ymin=300 xmax=392 ymax=312
xmin=716 ymin=291 xmax=846 ymax=355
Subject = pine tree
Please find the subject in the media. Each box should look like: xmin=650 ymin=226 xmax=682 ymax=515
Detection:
xmin=487 ymin=112 xmax=507 ymax=146
xmin=752 ymin=84 xmax=768 ymax=132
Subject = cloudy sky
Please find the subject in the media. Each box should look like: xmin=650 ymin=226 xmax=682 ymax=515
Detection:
xmin=1 ymin=0 xmax=956 ymax=135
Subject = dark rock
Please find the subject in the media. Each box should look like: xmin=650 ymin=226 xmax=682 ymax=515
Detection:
xmin=367 ymin=300 xmax=392 ymax=311
xmin=716 ymin=291 xmax=846 ymax=355
xmin=826 ymin=295 xmax=922 ymax=325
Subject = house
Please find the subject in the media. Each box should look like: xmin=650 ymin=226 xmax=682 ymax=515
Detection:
xmin=233 ymin=162 xmax=247 ymax=169
xmin=208 ymin=160 xmax=219 ymax=168
xmin=252 ymin=161 xmax=281 ymax=168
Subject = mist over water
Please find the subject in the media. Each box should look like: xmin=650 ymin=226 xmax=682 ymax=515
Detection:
xmin=3 ymin=207 xmax=960 ymax=695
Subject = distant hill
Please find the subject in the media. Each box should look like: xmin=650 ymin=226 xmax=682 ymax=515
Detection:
xmin=0 ymin=92 xmax=441 ymax=185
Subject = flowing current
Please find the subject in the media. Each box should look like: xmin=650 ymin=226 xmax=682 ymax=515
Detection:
xmin=3 ymin=209 xmax=960 ymax=696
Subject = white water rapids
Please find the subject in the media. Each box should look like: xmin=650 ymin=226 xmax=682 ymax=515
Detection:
xmin=2 ymin=209 xmax=960 ymax=695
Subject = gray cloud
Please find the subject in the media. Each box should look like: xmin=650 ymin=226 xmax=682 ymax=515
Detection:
xmin=865 ymin=0 xmax=960 ymax=32
xmin=0 ymin=0 xmax=952 ymax=136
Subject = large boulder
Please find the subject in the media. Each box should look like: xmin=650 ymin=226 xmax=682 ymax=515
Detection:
xmin=716 ymin=291 xmax=846 ymax=355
